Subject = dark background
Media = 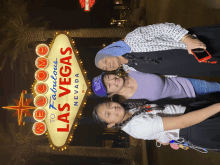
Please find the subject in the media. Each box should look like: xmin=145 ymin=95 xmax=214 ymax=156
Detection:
xmin=1 ymin=0 xmax=220 ymax=164
xmin=0 ymin=0 xmax=123 ymax=164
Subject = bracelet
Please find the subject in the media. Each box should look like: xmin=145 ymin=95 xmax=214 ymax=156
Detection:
xmin=156 ymin=141 xmax=161 ymax=147
xmin=181 ymin=34 xmax=191 ymax=42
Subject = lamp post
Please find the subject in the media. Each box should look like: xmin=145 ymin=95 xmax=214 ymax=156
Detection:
xmin=110 ymin=18 xmax=127 ymax=27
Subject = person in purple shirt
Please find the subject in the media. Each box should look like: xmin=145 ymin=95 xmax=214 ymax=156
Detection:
xmin=92 ymin=70 xmax=220 ymax=102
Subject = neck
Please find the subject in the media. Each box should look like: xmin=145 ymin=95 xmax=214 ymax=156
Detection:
xmin=118 ymin=86 xmax=129 ymax=95
xmin=121 ymin=111 xmax=133 ymax=122
xmin=118 ymin=56 xmax=128 ymax=65
xmin=117 ymin=77 xmax=132 ymax=94
xmin=117 ymin=76 xmax=137 ymax=99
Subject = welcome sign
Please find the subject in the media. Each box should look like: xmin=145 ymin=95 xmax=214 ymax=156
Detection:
xmin=32 ymin=32 xmax=90 ymax=150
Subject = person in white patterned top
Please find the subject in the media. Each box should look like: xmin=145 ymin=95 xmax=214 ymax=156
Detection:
xmin=93 ymin=100 xmax=220 ymax=152
xmin=94 ymin=23 xmax=220 ymax=77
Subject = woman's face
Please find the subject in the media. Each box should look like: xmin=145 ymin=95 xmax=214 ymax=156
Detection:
xmin=98 ymin=57 xmax=121 ymax=71
xmin=103 ymin=74 xmax=124 ymax=95
xmin=97 ymin=102 xmax=126 ymax=126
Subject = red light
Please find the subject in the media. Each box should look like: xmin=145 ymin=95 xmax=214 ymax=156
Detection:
xmin=36 ymin=44 xmax=49 ymax=56
xmin=32 ymin=122 xmax=47 ymax=135
xmin=35 ymin=57 xmax=48 ymax=69
xmin=35 ymin=82 xmax=48 ymax=94
xmin=33 ymin=108 xmax=47 ymax=121
xmin=35 ymin=70 xmax=49 ymax=81
xmin=79 ymin=0 xmax=95 ymax=11
xmin=34 ymin=95 xmax=47 ymax=107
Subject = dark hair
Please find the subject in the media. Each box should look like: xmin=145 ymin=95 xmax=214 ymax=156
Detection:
xmin=93 ymin=101 xmax=165 ymax=128
xmin=116 ymin=103 xmax=165 ymax=128
xmin=93 ymin=102 xmax=108 ymax=127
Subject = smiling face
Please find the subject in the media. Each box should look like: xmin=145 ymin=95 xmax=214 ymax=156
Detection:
xmin=97 ymin=102 xmax=126 ymax=127
xmin=103 ymin=74 xmax=124 ymax=95
xmin=98 ymin=57 xmax=121 ymax=71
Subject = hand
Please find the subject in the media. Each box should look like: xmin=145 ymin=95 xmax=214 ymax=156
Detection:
xmin=183 ymin=37 xmax=206 ymax=55
xmin=126 ymin=70 xmax=130 ymax=73
xmin=156 ymin=139 xmax=169 ymax=146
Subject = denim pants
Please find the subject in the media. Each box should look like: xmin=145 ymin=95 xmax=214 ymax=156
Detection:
xmin=187 ymin=78 xmax=220 ymax=96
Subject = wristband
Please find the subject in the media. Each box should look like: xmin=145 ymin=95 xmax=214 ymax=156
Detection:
xmin=181 ymin=34 xmax=191 ymax=42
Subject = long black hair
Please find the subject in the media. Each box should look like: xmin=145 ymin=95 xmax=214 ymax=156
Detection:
xmin=93 ymin=100 xmax=165 ymax=128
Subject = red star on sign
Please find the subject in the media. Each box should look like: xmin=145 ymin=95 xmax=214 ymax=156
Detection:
xmin=2 ymin=90 xmax=36 ymax=125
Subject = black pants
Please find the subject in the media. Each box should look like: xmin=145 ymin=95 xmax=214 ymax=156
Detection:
xmin=179 ymin=101 xmax=220 ymax=151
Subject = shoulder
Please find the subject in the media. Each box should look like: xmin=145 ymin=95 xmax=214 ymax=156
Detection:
xmin=122 ymin=115 xmax=148 ymax=138
xmin=129 ymin=70 xmax=148 ymax=76
xmin=129 ymin=71 xmax=161 ymax=80
xmin=122 ymin=114 xmax=163 ymax=139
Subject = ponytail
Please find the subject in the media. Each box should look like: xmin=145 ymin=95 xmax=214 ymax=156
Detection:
xmin=116 ymin=103 xmax=165 ymax=128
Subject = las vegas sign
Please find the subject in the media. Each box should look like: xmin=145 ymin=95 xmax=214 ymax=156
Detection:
xmin=32 ymin=32 xmax=91 ymax=150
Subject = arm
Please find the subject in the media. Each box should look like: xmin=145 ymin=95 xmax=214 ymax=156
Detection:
xmin=162 ymin=103 xmax=220 ymax=131
xmin=156 ymin=139 xmax=169 ymax=145
xmin=125 ymin=23 xmax=189 ymax=42
xmin=124 ymin=23 xmax=206 ymax=55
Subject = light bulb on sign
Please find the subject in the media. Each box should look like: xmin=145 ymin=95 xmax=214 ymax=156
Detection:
xmin=35 ymin=44 xmax=49 ymax=56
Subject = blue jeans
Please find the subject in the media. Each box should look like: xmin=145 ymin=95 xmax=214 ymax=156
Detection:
xmin=187 ymin=78 xmax=220 ymax=96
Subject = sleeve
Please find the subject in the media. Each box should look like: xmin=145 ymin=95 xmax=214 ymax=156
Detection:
xmin=123 ymin=115 xmax=165 ymax=140
xmin=124 ymin=23 xmax=189 ymax=43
